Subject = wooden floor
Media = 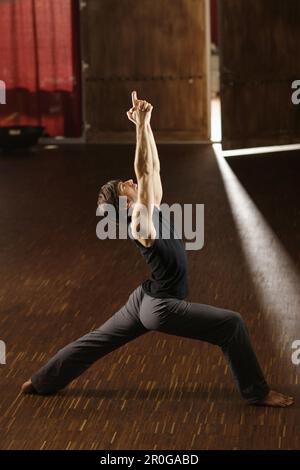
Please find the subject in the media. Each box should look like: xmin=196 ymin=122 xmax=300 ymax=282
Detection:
xmin=0 ymin=144 xmax=299 ymax=450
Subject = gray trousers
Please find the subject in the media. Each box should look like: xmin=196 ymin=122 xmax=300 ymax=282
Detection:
xmin=31 ymin=285 xmax=270 ymax=403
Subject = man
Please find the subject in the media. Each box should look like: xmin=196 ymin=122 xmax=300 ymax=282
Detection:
xmin=22 ymin=92 xmax=294 ymax=407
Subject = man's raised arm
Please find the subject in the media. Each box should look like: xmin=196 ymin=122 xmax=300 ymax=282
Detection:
xmin=147 ymin=123 xmax=163 ymax=206
xmin=127 ymin=92 xmax=162 ymax=207
xmin=129 ymin=92 xmax=156 ymax=244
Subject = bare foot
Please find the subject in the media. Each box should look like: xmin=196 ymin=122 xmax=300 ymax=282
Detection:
xmin=251 ymin=390 xmax=294 ymax=407
xmin=21 ymin=379 xmax=37 ymax=395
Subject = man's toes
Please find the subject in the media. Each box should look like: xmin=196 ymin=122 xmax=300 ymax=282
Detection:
xmin=282 ymin=397 xmax=293 ymax=407
xmin=21 ymin=380 xmax=37 ymax=394
xmin=277 ymin=397 xmax=287 ymax=406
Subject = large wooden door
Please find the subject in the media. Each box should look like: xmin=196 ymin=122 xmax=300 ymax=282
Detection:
xmin=219 ymin=0 xmax=300 ymax=150
xmin=81 ymin=0 xmax=210 ymax=142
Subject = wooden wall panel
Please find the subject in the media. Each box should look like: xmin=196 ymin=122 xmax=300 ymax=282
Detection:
xmin=221 ymin=82 xmax=300 ymax=149
xmin=81 ymin=0 xmax=210 ymax=142
xmin=219 ymin=0 xmax=300 ymax=149
xmin=85 ymin=79 xmax=207 ymax=132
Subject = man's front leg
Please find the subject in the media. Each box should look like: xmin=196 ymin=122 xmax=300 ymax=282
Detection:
xmin=22 ymin=297 xmax=148 ymax=395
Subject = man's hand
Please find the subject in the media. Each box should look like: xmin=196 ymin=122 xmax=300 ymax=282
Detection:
xmin=127 ymin=91 xmax=153 ymax=126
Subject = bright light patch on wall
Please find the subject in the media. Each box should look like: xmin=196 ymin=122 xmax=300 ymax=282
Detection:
xmin=211 ymin=98 xmax=222 ymax=143
xmin=213 ymin=143 xmax=300 ymax=338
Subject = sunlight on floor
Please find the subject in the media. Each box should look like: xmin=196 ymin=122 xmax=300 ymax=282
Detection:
xmin=213 ymin=143 xmax=300 ymax=340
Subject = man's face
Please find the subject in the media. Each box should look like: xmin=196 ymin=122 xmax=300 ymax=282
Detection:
xmin=118 ymin=179 xmax=138 ymax=207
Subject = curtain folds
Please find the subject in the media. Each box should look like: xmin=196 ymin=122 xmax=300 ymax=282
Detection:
xmin=0 ymin=0 xmax=82 ymax=137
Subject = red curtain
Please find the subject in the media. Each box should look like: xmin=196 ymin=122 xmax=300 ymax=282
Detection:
xmin=0 ymin=0 xmax=82 ymax=137
xmin=211 ymin=0 xmax=219 ymax=47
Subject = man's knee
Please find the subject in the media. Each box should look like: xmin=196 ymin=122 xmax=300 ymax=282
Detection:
xmin=225 ymin=311 xmax=248 ymax=340
xmin=230 ymin=311 xmax=243 ymax=323
xmin=229 ymin=311 xmax=245 ymax=327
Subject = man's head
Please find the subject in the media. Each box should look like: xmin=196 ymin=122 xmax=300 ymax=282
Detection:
xmin=97 ymin=179 xmax=138 ymax=223
xmin=118 ymin=179 xmax=138 ymax=206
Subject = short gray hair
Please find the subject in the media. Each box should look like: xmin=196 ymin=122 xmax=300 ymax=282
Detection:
xmin=97 ymin=179 xmax=121 ymax=212
xmin=97 ymin=179 xmax=129 ymax=227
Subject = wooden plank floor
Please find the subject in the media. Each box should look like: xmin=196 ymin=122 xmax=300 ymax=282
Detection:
xmin=0 ymin=144 xmax=299 ymax=450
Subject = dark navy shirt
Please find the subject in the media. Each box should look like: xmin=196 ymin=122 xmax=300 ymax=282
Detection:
xmin=131 ymin=206 xmax=188 ymax=299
